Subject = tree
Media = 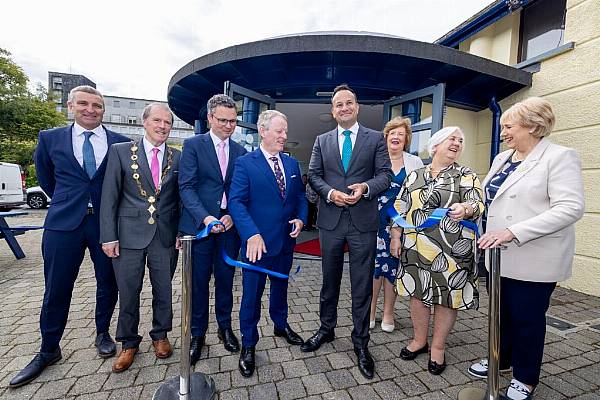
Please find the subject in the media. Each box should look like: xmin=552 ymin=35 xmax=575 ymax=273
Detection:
xmin=0 ymin=48 xmax=66 ymax=168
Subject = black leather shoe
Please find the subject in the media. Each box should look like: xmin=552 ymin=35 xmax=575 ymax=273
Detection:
xmin=238 ymin=346 xmax=255 ymax=378
xmin=9 ymin=349 xmax=62 ymax=388
xmin=300 ymin=330 xmax=334 ymax=352
xmin=399 ymin=343 xmax=429 ymax=361
xmin=218 ymin=328 xmax=240 ymax=353
xmin=190 ymin=336 xmax=205 ymax=365
xmin=95 ymin=332 xmax=116 ymax=358
xmin=428 ymin=358 xmax=447 ymax=375
xmin=274 ymin=325 xmax=304 ymax=346
xmin=354 ymin=347 xmax=375 ymax=379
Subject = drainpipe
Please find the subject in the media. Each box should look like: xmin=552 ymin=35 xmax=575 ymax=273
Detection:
xmin=489 ymin=97 xmax=502 ymax=165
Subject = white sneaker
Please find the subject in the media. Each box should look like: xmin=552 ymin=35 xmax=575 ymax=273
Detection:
xmin=468 ymin=359 xmax=512 ymax=378
xmin=504 ymin=379 xmax=534 ymax=400
xmin=381 ymin=321 xmax=394 ymax=333
xmin=369 ymin=320 xmax=375 ymax=329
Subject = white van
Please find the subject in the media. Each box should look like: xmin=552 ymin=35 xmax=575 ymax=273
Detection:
xmin=0 ymin=162 xmax=26 ymax=210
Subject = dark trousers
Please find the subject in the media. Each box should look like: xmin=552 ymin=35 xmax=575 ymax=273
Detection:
xmin=319 ymin=210 xmax=376 ymax=348
xmin=239 ymin=250 xmax=293 ymax=347
xmin=191 ymin=215 xmax=241 ymax=337
xmin=499 ymin=277 xmax=556 ymax=386
xmin=40 ymin=215 xmax=118 ymax=352
xmin=113 ymin=234 xmax=178 ymax=349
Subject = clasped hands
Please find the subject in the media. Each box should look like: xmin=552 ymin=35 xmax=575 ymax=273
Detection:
xmin=246 ymin=219 xmax=303 ymax=263
xmin=330 ymin=183 xmax=368 ymax=207
xmin=204 ymin=214 xmax=234 ymax=234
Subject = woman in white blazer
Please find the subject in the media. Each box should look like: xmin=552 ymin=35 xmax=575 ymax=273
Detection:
xmin=469 ymin=97 xmax=584 ymax=400
xmin=370 ymin=117 xmax=423 ymax=333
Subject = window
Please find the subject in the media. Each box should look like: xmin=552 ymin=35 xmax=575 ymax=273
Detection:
xmin=113 ymin=100 xmax=120 ymax=108
xmin=129 ymin=101 xmax=136 ymax=109
xmin=519 ymin=0 xmax=566 ymax=61
xmin=111 ymin=114 xmax=122 ymax=123
xmin=128 ymin=116 xmax=137 ymax=124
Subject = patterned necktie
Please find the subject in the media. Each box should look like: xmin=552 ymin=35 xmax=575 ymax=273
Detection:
xmin=341 ymin=130 xmax=353 ymax=172
xmin=270 ymin=156 xmax=286 ymax=198
xmin=82 ymin=131 xmax=97 ymax=178
xmin=150 ymin=147 xmax=160 ymax=189
xmin=217 ymin=141 xmax=227 ymax=208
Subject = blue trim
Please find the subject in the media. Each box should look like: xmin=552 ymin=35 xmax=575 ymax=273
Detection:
xmin=489 ymin=97 xmax=502 ymax=165
xmin=436 ymin=0 xmax=533 ymax=48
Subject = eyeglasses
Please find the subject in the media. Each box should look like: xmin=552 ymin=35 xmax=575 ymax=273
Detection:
xmin=212 ymin=117 xmax=237 ymax=126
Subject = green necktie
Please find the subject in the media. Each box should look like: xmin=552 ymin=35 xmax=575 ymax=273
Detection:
xmin=341 ymin=130 xmax=353 ymax=172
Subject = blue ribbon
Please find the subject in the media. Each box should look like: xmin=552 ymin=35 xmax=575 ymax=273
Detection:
xmin=193 ymin=221 xmax=299 ymax=279
xmin=387 ymin=206 xmax=479 ymax=237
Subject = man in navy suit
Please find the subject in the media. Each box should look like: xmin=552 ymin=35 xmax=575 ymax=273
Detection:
xmin=179 ymin=94 xmax=247 ymax=365
xmin=229 ymin=110 xmax=307 ymax=378
xmin=9 ymin=86 xmax=130 ymax=388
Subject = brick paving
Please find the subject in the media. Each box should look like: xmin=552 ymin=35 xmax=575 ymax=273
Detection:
xmin=1 ymin=209 xmax=600 ymax=399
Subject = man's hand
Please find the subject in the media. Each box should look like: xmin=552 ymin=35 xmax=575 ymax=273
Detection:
xmin=220 ymin=215 xmax=234 ymax=231
xmin=330 ymin=190 xmax=349 ymax=207
xmin=289 ymin=219 xmax=304 ymax=238
xmin=204 ymin=215 xmax=224 ymax=233
xmin=175 ymin=237 xmax=182 ymax=250
xmin=102 ymin=242 xmax=120 ymax=258
xmin=346 ymin=183 xmax=367 ymax=205
xmin=246 ymin=234 xmax=267 ymax=263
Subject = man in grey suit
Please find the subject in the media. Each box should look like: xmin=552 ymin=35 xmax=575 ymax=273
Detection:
xmin=303 ymin=84 xmax=392 ymax=379
xmin=100 ymin=103 xmax=181 ymax=373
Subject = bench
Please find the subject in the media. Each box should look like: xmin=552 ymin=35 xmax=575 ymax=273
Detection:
xmin=0 ymin=211 xmax=43 ymax=259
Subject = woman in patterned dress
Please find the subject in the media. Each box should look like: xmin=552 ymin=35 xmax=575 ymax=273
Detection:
xmin=370 ymin=117 xmax=423 ymax=333
xmin=390 ymin=126 xmax=484 ymax=375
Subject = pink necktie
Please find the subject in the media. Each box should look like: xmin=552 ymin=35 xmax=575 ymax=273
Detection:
xmin=151 ymin=147 xmax=160 ymax=189
xmin=217 ymin=141 xmax=227 ymax=208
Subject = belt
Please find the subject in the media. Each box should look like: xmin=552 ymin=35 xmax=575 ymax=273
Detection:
xmin=86 ymin=207 xmax=94 ymax=215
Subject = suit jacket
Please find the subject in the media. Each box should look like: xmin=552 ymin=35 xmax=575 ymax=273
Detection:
xmin=482 ymin=138 xmax=584 ymax=282
xmin=34 ymin=124 xmax=130 ymax=231
xmin=228 ymin=150 xmax=308 ymax=257
xmin=99 ymin=140 xmax=181 ymax=249
xmin=307 ymin=124 xmax=392 ymax=232
xmin=178 ymin=133 xmax=247 ymax=235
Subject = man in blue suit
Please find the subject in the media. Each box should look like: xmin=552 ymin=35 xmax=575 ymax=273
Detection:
xmin=9 ymin=86 xmax=130 ymax=388
xmin=179 ymin=94 xmax=247 ymax=364
xmin=229 ymin=110 xmax=307 ymax=378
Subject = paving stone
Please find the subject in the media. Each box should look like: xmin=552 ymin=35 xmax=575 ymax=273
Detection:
xmin=281 ymin=359 xmax=309 ymax=378
xmin=302 ymin=372 xmax=332 ymax=395
xmin=325 ymin=369 xmax=357 ymax=390
xmin=276 ymin=377 xmax=306 ymax=399
xmin=32 ymin=377 xmax=76 ymax=399
xmin=220 ymin=387 xmax=249 ymax=400
xmin=68 ymin=372 xmax=109 ymax=396
xmin=248 ymin=382 xmax=277 ymax=400
xmin=108 ymin=385 xmax=143 ymax=400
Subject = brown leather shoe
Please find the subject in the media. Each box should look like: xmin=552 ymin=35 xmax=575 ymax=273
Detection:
xmin=152 ymin=339 xmax=173 ymax=359
xmin=112 ymin=348 xmax=138 ymax=373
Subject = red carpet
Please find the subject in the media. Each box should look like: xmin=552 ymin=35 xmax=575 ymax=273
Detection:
xmin=293 ymin=239 xmax=349 ymax=256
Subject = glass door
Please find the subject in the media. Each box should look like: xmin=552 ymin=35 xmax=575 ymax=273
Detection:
xmin=224 ymin=81 xmax=276 ymax=152
xmin=382 ymin=83 xmax=445 ymax=163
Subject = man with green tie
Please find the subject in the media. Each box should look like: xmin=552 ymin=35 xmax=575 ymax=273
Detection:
xmin=303 ymin=84 xmax=392 ymax=380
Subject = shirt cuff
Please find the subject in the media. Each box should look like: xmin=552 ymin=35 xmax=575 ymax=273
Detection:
xmin=327 ymin=189 xmax=334 ymax=203
xmin=362 ymin=183 xmax=370 ymax=198
xmin=103 ymin=240 xmax=119 ymax=245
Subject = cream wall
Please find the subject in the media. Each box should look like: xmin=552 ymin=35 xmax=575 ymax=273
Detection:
xmin=455 ymin=0 xmax=600 ymax=295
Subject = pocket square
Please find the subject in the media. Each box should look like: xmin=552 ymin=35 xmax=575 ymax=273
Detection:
xmin=291 ymin=174 xmax=298 ymax=178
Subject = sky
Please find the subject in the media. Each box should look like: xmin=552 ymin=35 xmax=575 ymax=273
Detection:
xmin=1 ymin=0 xmax=493 ymax=101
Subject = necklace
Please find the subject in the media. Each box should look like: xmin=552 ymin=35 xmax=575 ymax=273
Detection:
xmin=130 ymin=142 xmax=173 ymax=225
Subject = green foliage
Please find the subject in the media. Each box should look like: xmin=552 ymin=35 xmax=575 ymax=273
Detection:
xmin=26 ymin=164 xmax=38 ymax=187
xmin=0 ymin=48 xmax=66 ymax=171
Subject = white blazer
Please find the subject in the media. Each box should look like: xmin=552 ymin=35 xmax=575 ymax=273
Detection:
xmin=481 ymin=138 xmax=584 ymax=282
xmin=402 ymin=152 xmax=424 ymax=176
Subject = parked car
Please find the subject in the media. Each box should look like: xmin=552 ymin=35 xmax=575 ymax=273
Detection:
xmin=0 ymin=162 xmax=26 ymax=211
xmin=26 ymin=186 xmax=51 ymax=209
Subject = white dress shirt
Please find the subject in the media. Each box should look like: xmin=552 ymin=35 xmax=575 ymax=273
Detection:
xmin=143 ymin=136 xmax=166 ymax=185
xmin=336 ymin=122 xmax=359 ymax=157
xmin=209 ymin=131 xmax=230 ymax=168
xmin=72 ymin=122 xmax=108 ymax=170
xmin=260 ymin=144 xmax=286 ymax=186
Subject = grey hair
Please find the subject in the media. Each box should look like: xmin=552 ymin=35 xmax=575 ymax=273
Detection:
xmin=68 ymin=85 xmax=104 ymax=105
xmin=207 ymin=94 xmax=237 ymax=115
xmin=427 ymin=126 xmax=464 ymax=157
xmin=257 ymin=110 xmax=287 ymax=130
xmin=142 ymin=103 xmax=174 ymax=123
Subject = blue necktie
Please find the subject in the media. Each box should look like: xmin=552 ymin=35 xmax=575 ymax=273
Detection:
xmin=82 ymin=131 xmax=97 ymax=178
xmin=341 ymin=130 xmax=353 ymax=172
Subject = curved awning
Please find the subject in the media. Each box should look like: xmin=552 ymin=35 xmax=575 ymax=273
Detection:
xmin=168 ymin=32 xmax=531 ymax=125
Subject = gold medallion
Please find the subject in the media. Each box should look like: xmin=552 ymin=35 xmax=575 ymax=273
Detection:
xmin=148 ymin=196 xmax=156 ymax=203
xmin=131 ymin=146 xmax=138 ymax=152
xmin=131 ymin=154 xmax=138 ymax=161
xmin=131 ymin=164 xmax=139 ymax=170
xmin=148 ymin=205 xmax=156 ymax=214
xmin=133 ymin=173 xmax=140 ymax=179
xmin=148 ymin=217 xmax=155 ymax=225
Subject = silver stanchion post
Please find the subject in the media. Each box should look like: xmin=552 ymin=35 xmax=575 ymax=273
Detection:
xmin=458 ymin=246 xmax=503 ymax=400
xmin=154 ymin=236 xmax=216 ymax=400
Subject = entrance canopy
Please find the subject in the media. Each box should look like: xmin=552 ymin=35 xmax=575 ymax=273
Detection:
xmin=168 ymin=32 xmax=531 ymax=126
